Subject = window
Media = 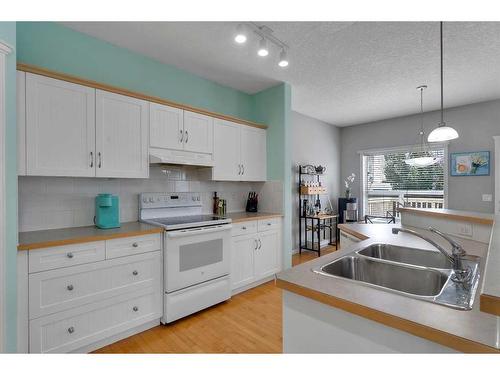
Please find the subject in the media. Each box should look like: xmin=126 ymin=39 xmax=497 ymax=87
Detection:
xmin=361 ymin=145 xmax=446 ymax=221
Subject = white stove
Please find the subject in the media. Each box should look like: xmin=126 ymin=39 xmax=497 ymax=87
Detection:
xmin=139 ymin=192 xmax=232 ymax=324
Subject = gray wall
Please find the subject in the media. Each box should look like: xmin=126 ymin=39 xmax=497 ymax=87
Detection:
xmin=292 ymin=111 xmax=341 ymax=250
xmin=340 ymin=99 xmax=500 ymax=214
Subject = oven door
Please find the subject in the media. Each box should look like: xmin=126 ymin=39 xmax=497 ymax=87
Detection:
xmin=165 ymin=224 xmax=231 ymax=293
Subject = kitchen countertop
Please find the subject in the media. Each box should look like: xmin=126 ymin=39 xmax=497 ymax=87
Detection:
xmin=276 ymin=223 xmax=500 ymax=353
xmin=224 ymin=212 xmax=283 ymax=223
xmin=338 ymin=222 xmax=401 ymax=240
xmin=399 ymin=207 xmax=495 ymax=225
xmin=18 ymin=222 xmax=163 ymax=251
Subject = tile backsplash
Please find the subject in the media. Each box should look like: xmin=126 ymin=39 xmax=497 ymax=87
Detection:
xmin=18 ymin=166 xmax=283 ymax=232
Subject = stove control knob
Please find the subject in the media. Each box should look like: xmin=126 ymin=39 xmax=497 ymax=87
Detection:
xmin=148 ymin=197 xmax=154 ymax=203
xmin=142 ymin=197 xmax=148 ymax=203
xmin=197 ymin=196 xmax=200 ymax=201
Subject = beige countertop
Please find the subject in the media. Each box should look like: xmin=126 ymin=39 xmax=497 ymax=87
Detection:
xmin=223 ymin=212 xmax=283 ymax=223
xmin=399 ymin=207 xmax=494 ymax=225
xmin=277 ymin=224 xmax=500 ymax=353
xmin=18 ymin=222 xmax=163 ymax=251
xmin=338 ymin=222 xmax=401 ymax=240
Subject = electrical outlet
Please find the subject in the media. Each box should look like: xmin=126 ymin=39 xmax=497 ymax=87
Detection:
xmin=482 ymin=194 xmax=492 ymax=202
xmin=456 ymin=223 xmax=473 ymax=237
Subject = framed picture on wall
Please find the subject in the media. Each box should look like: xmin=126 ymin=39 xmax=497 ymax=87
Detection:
xmin=450 ymin=151 xmax=490 ymax=176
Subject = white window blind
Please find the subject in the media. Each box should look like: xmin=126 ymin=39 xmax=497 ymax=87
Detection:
xmin=362 ymin=147 xmax=445 ymax=218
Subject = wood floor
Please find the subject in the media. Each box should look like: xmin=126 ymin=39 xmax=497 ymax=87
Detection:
xmin=93 ymin=247 xmax=336 ymax=354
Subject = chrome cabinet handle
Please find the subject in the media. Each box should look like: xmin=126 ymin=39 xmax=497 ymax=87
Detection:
xmin=133 ymin=306 xmax=139 ymax=312
xmin=180 ymin=129 xmax=184 ymax=143
xmin=98 ymin=152 xmax=102 ymax=168
xmin=267 ymin=223 xmax=272 ymax=226
xmin=258 ymin=239 xmax=262 ymax=249
xmin=67 ymin=285 xmax=74 ymax=291
xmin=132 ymin=242 xmax=139 ymax=248
xmin=132 ymin=270 xmax=138 ymax=276
xmin=90 ymin=151 xmax=94 ymax=168
xmin=238 ymin=164 xmax=242 ymax=175
xmin=242 ymin=226 xmax=247 ymax=230
xmin=68 ymin=327 xmax=75 ymax=334
xmin=242 ymin=165 xmax=245 ymax=175
xmin=185 ymin=130 xmax=189 ymax=143
xmin=67 ymin=252 xmax=74 ymax=259
xmin=254 ymin=239 xmax=258 ymax=250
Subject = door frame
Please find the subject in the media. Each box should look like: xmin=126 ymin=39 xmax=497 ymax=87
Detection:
xmin=0 ymin=40 xmax=12 ymax=352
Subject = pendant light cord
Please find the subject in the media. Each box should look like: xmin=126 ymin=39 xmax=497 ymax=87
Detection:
xmin=440 ymin=21 xmax=444 ymax=125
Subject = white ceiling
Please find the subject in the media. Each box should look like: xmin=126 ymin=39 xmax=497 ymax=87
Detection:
xmin=62 ymin=21 xmax=500 ymax=126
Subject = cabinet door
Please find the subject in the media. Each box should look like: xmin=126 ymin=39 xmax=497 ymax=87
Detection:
xmin=231 ymin=234 xmax=257 ymax=290
xmin=212 ymin=120 xmax=241 ymax=180
xmin=26 ymin=73 xmax=96 ymax=177
xmin=17 ymin=71 xmax=26 ymax=176
xmin=183 ymin=111 xmax=213 ymax=154
xmin=240 ymin=127 xmax=267 ymax=181
xmin=95 ymin=90 xmax=149 ymax=178
xmin=254 ymin=230 xmax=279 ymax=279
xmin=149 ymin=103 xmax=184 ymax=151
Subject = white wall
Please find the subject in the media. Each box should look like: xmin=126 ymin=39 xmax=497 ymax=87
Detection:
xmin=341 ymin=100 xmax=500 ymax=214
xmin=291 ymin=111 xmax=341 ymax=250
xmin=18 ymin=166 xmax=283 ymax=232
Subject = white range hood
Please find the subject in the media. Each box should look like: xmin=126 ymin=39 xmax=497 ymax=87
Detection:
xmin=149 ymin=147 xmax=214 ymax=168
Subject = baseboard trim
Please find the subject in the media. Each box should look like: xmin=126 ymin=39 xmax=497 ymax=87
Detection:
xmin=231 ymin=275 xmax=276 ymax=296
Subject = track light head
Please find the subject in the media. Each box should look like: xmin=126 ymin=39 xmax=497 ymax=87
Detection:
xmin=257 ymin=38 xmax=269 ymax=57
xmin=278 ymin=49 xmax=289 ymax=67
xmin=234 ymin=24 xmax=247 ymax=44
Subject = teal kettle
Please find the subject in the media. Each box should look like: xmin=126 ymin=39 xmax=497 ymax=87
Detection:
xmin=94 ymin=194 xmax=120 ymax=229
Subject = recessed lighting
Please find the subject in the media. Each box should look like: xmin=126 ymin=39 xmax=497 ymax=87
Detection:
xmin=234 ymin=24 xmax=247 ymax=44
xmin=257 ymin=38 xmax=269 ymax=57
xmin=278 ymin=49 xmax=289 ymax=67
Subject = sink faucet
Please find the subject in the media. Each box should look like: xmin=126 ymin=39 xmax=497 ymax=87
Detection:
xmin=391 ymin=227 xmax=468 ymax=273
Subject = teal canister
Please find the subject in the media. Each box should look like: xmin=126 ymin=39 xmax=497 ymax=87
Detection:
xmin=94 ymin=193 xmax=120 ymax=229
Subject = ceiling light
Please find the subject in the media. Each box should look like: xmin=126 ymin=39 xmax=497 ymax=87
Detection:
xmin=428 ymin=22 xmax=459 ymax=143
xmin=234 ymin=24 xmax=247 ymax=44
xmin=257 ymin=38 xmax=269 ymax=57
xmin=278 ymin=49 xmax=289 ymax=67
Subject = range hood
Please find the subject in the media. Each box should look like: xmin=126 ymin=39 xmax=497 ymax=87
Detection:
xmin=149 ymin=147 xmax=214 ymax=168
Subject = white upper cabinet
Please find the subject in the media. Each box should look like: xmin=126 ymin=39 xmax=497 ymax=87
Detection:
xmin=17 ymin=71 xmax=26 ymax=176
xmin=95 ymin=90 xmax=149 ymax=178
xmin=183 ymin=111 xmax=213 ymax=154
xmin=26 ymin=73 xmax=96 ymax=177
xmin=212 ymin=119 xmax=241 ymax=180
xmin=240 ymin=126 xmax=267 ymax=181
xmin=213 ymin=120 xmax=267 ymax=182
xmin=150 ymin=103 xmax=184 ymax=151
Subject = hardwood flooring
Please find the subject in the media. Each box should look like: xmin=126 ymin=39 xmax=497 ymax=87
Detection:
xmin=93 ymin=246 xmax=336 ymax=354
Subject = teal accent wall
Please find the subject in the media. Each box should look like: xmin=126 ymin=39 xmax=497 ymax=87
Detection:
xmin=253 ymin=83 xmax=292 ymax=269
xmin=0 ymin=22 xmax=17 ymax=353
xmin=16 ymin=22 xmax=255 ymax=122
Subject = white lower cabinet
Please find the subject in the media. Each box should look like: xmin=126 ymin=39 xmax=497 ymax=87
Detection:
xmin=19 ymin=233 xmax=162 ymax=353
xmin=230 ymin=219 xmax=281 ymax=293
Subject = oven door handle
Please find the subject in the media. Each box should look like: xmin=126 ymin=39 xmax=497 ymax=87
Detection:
xmin=166 ymin=225 xmax=232 ymax=238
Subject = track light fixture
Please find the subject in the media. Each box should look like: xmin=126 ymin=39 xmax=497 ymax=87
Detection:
xmin=233 ymin=22 xmax=290 ymax=67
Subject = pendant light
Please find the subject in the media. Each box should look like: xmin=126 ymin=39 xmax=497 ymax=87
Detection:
xmin=405 ymin=85 xmax=440 ymax=167
xmin=428 ymin=22 xmax=459 ymax=142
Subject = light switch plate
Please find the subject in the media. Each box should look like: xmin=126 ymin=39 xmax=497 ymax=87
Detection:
xmin=482 ymin=194 xmax=492 ymax=202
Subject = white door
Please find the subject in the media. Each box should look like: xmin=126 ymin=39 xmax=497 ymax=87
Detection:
xmin=254 ymin=231 xmax=279 ymax=279
xmin=240 ymin=126 xmax=267 ymax=181
xmin=26 ymin=73 xmax=96 ymax=177
xmin=149 ymin=103 xmax=184 ymax=151
xmin=231 ymin=234 xmax=256 ymax=290
xmin=212 ymin=120 xmax=241 ymax=180
xmin=17 ymin=71 xmax=26 ymax=176
xmin=95 ymin=90 xmax=149 ymax=178
xmin=183 ymin=111 xmax=213 ymax=154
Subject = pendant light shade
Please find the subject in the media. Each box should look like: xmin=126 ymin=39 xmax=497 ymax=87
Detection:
xmin=405 ymin=156 xmax=439 ymax=167
xmin=428 ymin=21 xmax=459 ymax=143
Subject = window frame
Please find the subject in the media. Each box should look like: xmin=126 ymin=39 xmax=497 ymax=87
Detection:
xmin=358 ymin=142 xmax=449 ymax=217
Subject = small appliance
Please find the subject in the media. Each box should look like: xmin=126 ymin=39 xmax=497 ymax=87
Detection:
xmin=94 ymin=193 xmax=120 ymax=229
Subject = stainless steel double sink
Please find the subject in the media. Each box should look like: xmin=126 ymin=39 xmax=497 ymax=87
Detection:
xmin=313 ymin=243 xmax=481 ymax=310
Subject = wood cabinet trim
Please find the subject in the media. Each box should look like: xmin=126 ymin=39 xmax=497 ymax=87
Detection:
xmin=17 ymin=63 xmax=267 ymax=130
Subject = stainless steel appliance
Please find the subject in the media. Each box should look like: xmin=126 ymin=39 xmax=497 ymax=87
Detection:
xmin=139 ymin=192 xmax=232 ymax=323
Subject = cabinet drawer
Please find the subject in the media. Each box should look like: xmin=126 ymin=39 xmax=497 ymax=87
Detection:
xmin=232 ymin=221 xmax=257 ymax=237
xmin=29 ymin=288 xmax=161 ymax=353
xmin=29 ymin=251 xmax=161 ymax=319
xmin=29 ymin=241 xmax=105 ymax=273
xmin=106 ymin=234 xmax=161 ymax=259
xmin=258 ymin=218 xmax=280 ymax=232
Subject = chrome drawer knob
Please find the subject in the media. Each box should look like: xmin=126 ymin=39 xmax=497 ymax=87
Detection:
xmin=68 ymin=327 xmax=75 ymax=334
xmin=267 ymin=223 xmax=272 ymax=226
xmin=67 ymin=252 xmax=74 ymax=259
xmin=242 ymin=226 xmax=247 ymax=230
xmin=132 ymin=242 xmax=139 ymax=248
xmin=133 ymin=306 xmax=139 ymax=312
xmin=132 ymin=270 xmax=138 ymax=276
xmin=67 ymin=285 xmax=74 ymax=291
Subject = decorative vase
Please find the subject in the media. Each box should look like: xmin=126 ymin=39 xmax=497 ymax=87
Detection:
xmin=345 ymin=189 xmax=351 ymax=199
